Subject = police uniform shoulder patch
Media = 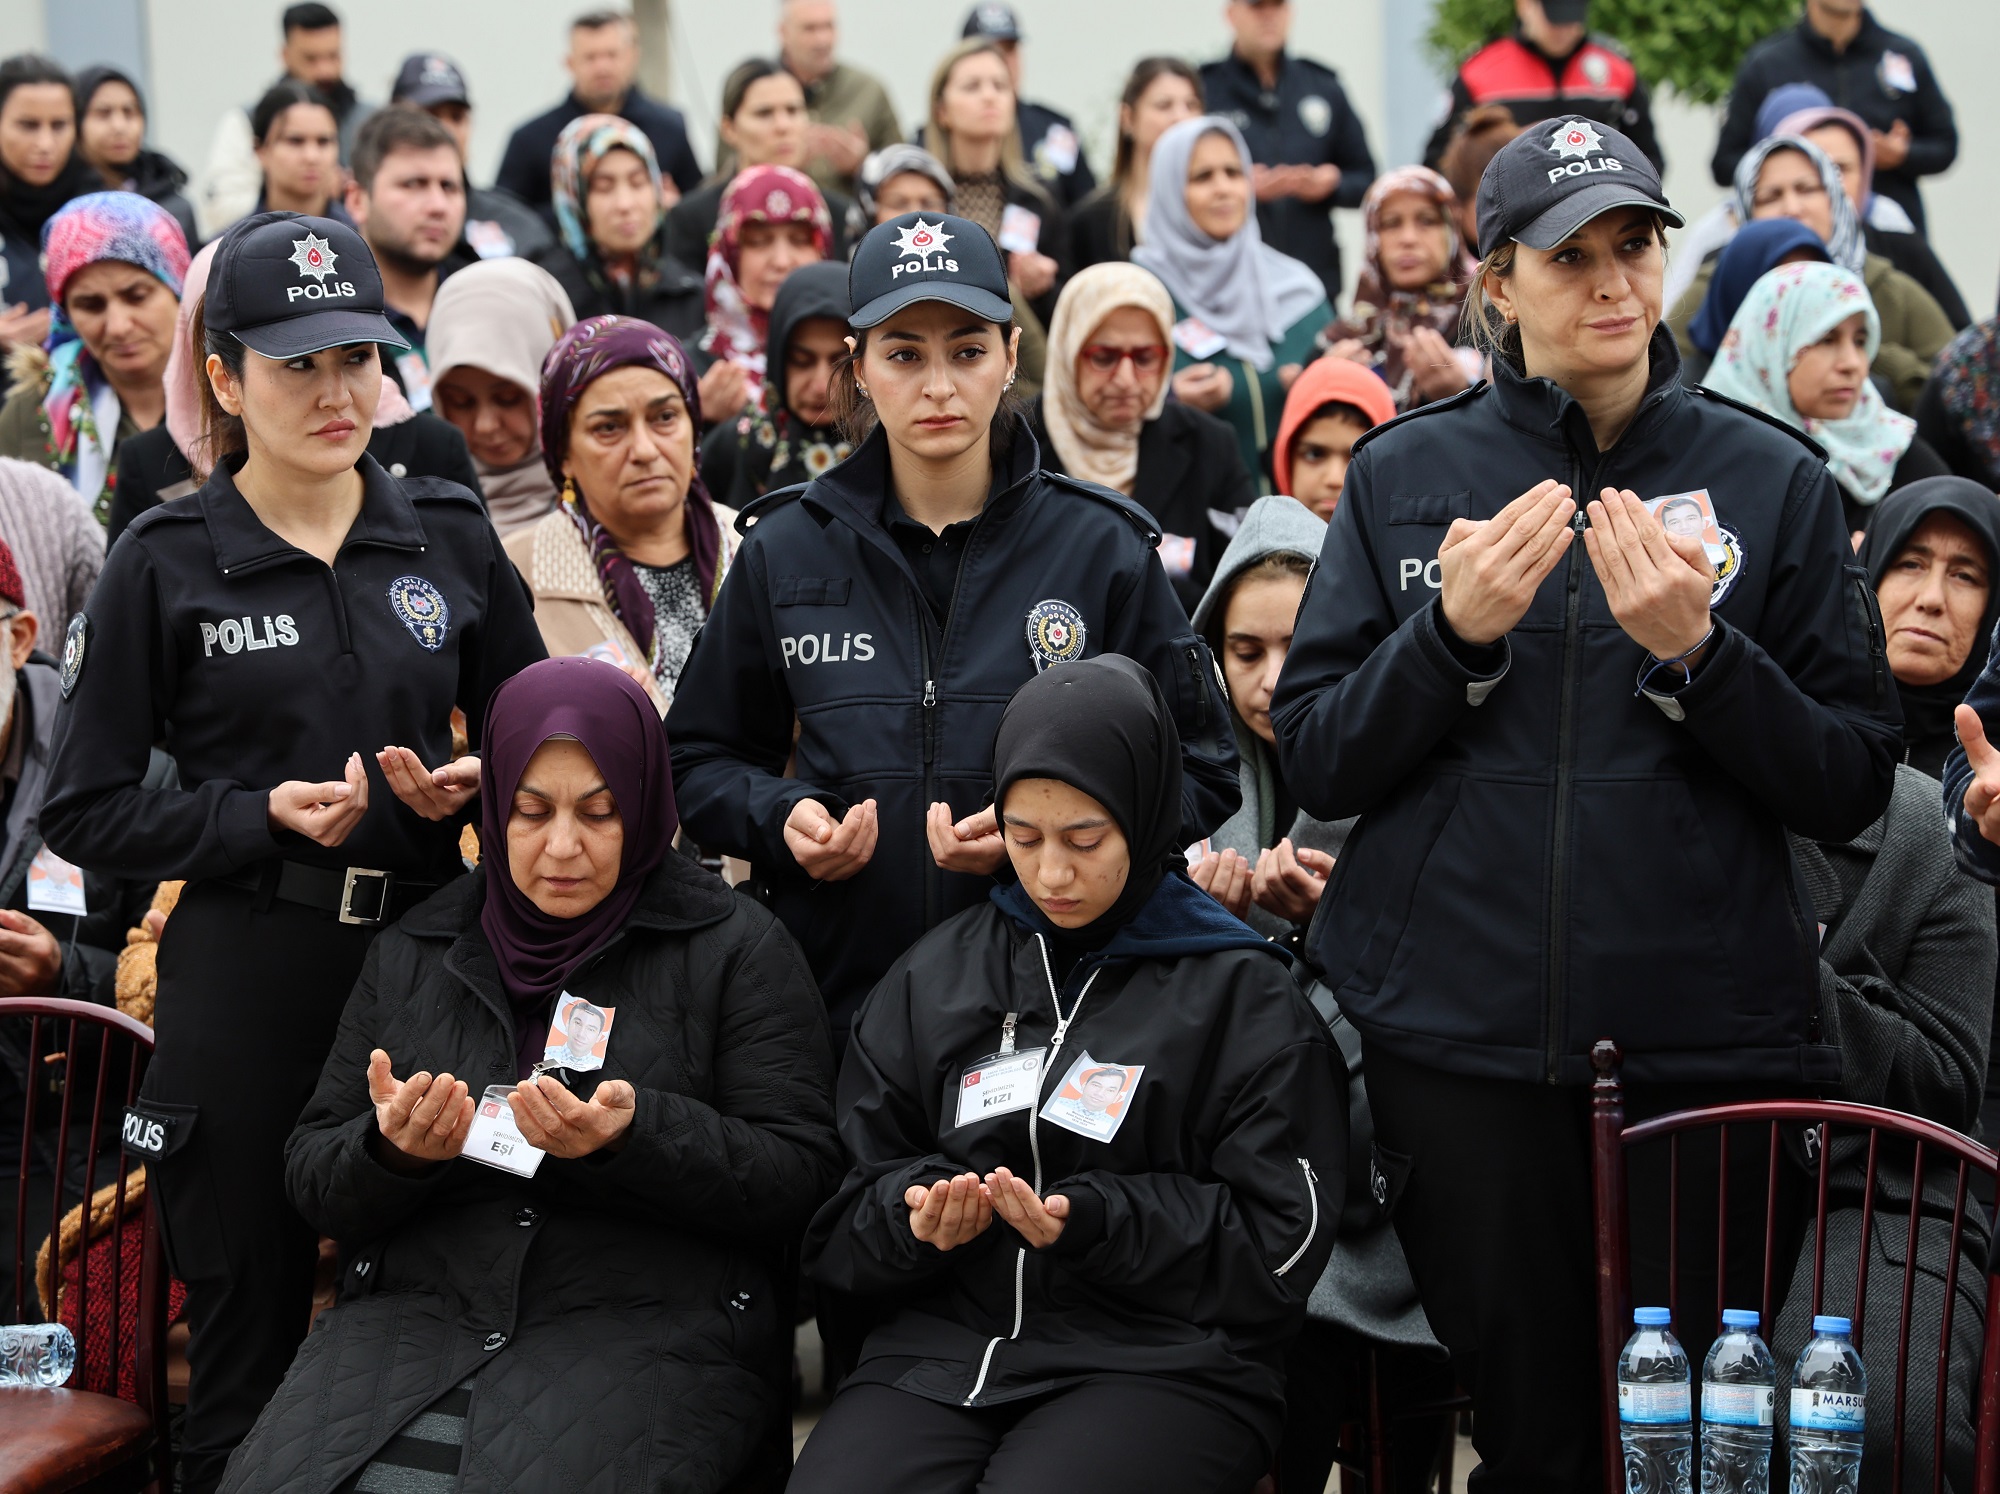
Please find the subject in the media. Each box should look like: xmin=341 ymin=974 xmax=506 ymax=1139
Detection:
xmin=388 ymin=576 xmax=450 ymax=651
xmin=1026 ymin=599 xmax=1088 ymax=673
xmin=60 ymin=614 xmax=87 ymax=698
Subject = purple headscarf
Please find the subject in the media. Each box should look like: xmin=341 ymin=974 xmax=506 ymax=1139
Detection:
xmin=538 ymin=315 xmax=724 ymax=675
xmin=478 ymin=657 xmax=679 ymax=1073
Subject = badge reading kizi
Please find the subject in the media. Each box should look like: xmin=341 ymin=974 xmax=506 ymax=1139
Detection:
xmin=955 ymin=1048 xmax=1047 ymax=1128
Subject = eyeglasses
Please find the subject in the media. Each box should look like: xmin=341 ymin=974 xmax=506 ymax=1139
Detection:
xmin=1079 ymin=344 xmax=1170 ymax=374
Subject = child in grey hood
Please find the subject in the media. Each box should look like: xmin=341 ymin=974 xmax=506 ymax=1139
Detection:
xmin=1191 ymin=494 xmax=1352 ymax=939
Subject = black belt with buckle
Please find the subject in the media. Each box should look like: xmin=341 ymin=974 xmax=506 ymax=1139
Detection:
xmin=213 ymin=861 xmax=442 ymax=926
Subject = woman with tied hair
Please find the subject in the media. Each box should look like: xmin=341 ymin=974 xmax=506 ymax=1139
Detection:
xmin=537 ymin=114 xmax=706 ymax=350
xmin=0 ymin=190 xmax=187 ymax=521
xmin=695 ymin=163 xmax=831 ymax=420
xmin=1136 ymin=116 xmax=1329 ymax=490
xmin=506 ymin=314 xmax=737 ymax=715
xmin=1069 ymin=57 xmax=1204 ymax=272
xmin=1705 ymin=260 xmax=1947 ymax=532
xmin=1320 ymin=166 xmax=1481 ymax=413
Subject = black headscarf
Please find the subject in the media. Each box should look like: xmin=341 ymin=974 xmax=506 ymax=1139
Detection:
xmin=992 ymin=655 xmax=1184 ymax=951
xmin=1859 ymin=477 xmax=2000 ymax=777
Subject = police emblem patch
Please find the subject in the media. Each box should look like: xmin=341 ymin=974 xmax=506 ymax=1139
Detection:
xmin=388 ymin=576 xmax=450 ymax=651
xmin=1547 ymin=119 xmax=1605 ymax=159
xmin=1025 ymin=599 xmax=1087 ymax=673
xmin=60 ymin=614 xmax=87 ymax=697
xmin=289 ymin=232 xmax=338 ymax=281
xmin=1298 ymin=94 xmax=1333 ymax=138
xmin=1708 ymin=525 xmax=1745 ymax=607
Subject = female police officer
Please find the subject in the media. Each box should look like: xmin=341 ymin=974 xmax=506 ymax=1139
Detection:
xmin=41 ymin=212 xmax=545 ymax=1494
xmin=666 ymin=212 xmax=1239 ymax=1051
xmin=1268 ymin=122 xmax=1902 ymax=1487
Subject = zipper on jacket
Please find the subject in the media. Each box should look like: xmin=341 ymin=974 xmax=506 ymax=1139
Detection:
xmin=918 ymin=524 xmax=984 ymax=932
xmin=965 ymin=938 xmax=1102 ymax=1407
xmin=1273 ymin=1158 xmax=1320 ymax=1277
xmin=1181 ymin=643 xmax=1210 ymax=732
xmin=1545 ymin=494 xmax=1588 ymax=1084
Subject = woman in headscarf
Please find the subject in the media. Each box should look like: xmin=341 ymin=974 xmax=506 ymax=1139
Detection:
xmin=794 ymin=654 xmax=1343 ymax=1494
xmin=695 ymin=163 xmax=832 ymax=416
xmin=427 ymin=257 xmax=576 ymax=537
xmin=1919 ymin=306 xmax=2000 ymax=490
xmin=1705 ymin=260 xmax=1947 ymax=532
xmin=1682 ymin=218 xmax=1831 ymax=383
xmin=1136 ymin=116 xmax=1330 ymax=489
xmin=72 ymin=65 xmax=198 ymax=249
xmin=1667 ymin=134 xmax=1952 ymax=413
xmin=0 ymin=190 xmax=187 ymax=522
xmin=219 ymin=656 xmax=842 ymax=1494
xmin=698 ymin=259 xmax=853 ymax=508
xmin=1025 ymin=261 xmax=1252 ymax=611
xmin=539 ymin=114 xmax=704 ymax=345
xmin=505 ymin=315 xmax=738 ymax=716
xmin=1319 ymin=166 xmax=1480 ymax=413
xmin=0 ymin=55 xmax=95 ymax=359
xmin=107 ymin=224 xmax=481 ymax=546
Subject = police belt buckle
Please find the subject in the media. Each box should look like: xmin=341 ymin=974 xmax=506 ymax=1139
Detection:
xmin=338 ymin=867 xmax=396 ymax=925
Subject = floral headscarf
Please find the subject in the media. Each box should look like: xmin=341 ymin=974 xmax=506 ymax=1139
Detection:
xmin=551 ymin=114 xmax=666 ymax=286
xmin=1933 ymin=317 xmax=2000 ymax=489
xmin=1732 ymin=134 xmax=1866 ymax=275
xmin=699 ymin=165 xmax=833 ymax=410
xmin=539 ymin=316 xmax=724 ymax=679
xmin=39 ymin=191 xmax=190 ymax=520
xmin=1318 ymin=167 xmax=1476 ymax=412
xmin=1705 ymin=261 xmax=1914 ymax=506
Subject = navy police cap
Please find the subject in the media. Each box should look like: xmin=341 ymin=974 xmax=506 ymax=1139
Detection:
xmin=1476 ymin=117 xmax=1683 ymax=254
xmin=848 ymin=212 xmax=1014 ymax=330
xmin=204 ymin=211 xmax=408 ymax=360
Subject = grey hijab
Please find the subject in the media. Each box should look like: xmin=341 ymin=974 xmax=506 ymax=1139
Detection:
xmin=1132 ymin=115 xmax=1328 ymax=372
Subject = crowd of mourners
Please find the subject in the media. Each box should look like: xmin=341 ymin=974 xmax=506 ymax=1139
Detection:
xmin=1 ymin=0 xmax=1999 ymax=1488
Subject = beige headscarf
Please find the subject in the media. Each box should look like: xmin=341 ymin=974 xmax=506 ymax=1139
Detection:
xmin=1041 ymin=263 xmax=1176 ymax=494
xmin=426 ymin=258 xmax=577 ymax=534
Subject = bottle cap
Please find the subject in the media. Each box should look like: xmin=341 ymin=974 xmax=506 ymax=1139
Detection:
xmin=1721 ymin=1308 xmax=1761 ymax=1328
xmin=1812 ymin=1314 xmax=1853 ymax=1335
xmin=1633 ymin=1306 xmax=1672 ymax=1326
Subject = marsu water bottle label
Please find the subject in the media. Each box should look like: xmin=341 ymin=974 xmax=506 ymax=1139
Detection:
xmin=1791 ymin=1387 xmax=1865 ymax=1431
xmin=1702 ymin=1383 xmax=1774 ymax=1426
xmin=1620 ymin=1381 xmax=1690 ymax=1424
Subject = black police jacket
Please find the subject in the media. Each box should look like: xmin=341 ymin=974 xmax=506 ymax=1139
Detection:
xmin=1199 ymin=51 xmax=1377 ymax=306
xmin=43 ymin=454 xmax=547 ymax=886
xmin=1269 ymin=331 xmax=1902 ymax=1087
xmin=665 ymin=421 xmax=1240 ymax=1036
xmin=803 ymin=875 xmax=1344 ymax=1453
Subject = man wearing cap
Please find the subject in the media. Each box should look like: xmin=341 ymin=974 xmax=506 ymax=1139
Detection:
xmin=495 ymin=9 xmax=702 ymax=217
xmin=1422 ymin=0 xmax=1663 ymax=177
xmin=42 ymin=208 xmax=546 ymax=1494
xmin=1271 ymin=118 xmax=1898 ymax=1483
xmin=1200 ymin=0 xmax=1377 ymax=307
xmin=391 ymin=53 xmax=553 ymax=263
xmin=960 ymin=4 xmax=1096 ymax=212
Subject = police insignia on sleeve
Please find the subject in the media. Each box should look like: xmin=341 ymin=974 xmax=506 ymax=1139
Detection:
xmin=388 ymin=576 xmax=450 ymax=651
xmin=1025 ymin=599 xmax=1087 ymax=673
xmin=60 ymin=614 xmax=87 ymax=697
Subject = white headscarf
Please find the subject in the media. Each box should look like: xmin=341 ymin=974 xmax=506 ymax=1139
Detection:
xmin=1042 ymin=264 xmax=1176 ymax=494
xmin=1132 ymin=116 xmax=1327 ymax=372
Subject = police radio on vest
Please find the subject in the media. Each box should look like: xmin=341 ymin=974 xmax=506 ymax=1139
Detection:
xmin=1546 ymin=157 xmax=1625 ymax=184
xmin=286 ymin=280 xmax=359 ymax=302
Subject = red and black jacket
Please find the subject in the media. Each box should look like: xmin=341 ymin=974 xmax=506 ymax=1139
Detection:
xmin=1424 ymin=31 xmax=1662 ymax=176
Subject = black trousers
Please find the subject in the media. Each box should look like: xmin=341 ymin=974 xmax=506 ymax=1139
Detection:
xmin=1364 ymin=1042 xmax=1811 ymax=1494
xmin=789 ymin=1378 xmax=1270 ymax=1494
xmin=145 ymin=881 xmax=378 ymax=1494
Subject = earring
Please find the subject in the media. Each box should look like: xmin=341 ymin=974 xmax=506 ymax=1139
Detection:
xmin=1003 ymin=373 xmax=1017 ymax=392
xmin=855 ymin=384 xmax=870 ymax=400
xmin=561 ymin=475 xmax=578 ymax=506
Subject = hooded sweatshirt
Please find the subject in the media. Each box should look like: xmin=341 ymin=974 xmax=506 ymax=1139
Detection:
xmin=1192 ymin=495 xmax=1354 ymax=936
xmin=1272 ymin=358 xmax=1397 ymax=498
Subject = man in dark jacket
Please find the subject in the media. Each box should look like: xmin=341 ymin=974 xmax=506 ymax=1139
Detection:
xmin=494 ymin=10 xmax=702 ymax=215
xmin=1422 ymin=0 xmax=1663 ymax=173
xmin=1201 ymin=0 xmax=1377 ymax=306
xmin=1713 ymin=0 xmax=1957 ymax=235
xmin=961 ymin=4 xmax=1097 ymax=211
xmin=390 ymin=53 xmax=553 ymax=263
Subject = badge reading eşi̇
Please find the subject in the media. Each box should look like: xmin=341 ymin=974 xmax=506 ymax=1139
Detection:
xmin=289 ymin=233 xmax=338 ymax=281
xmin=388 ymin=576 xmax=450 ymax=651
xmin=1025 ymin=598 xmax=1087 ymax=672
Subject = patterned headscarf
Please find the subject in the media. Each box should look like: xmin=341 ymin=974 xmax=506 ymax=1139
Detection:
xmin=1705 ymin=261 xmax=1914 ymax=506
xmin=1732 ymin=134 xmax=1866 ymax=275
xmin=550 ymin=114 xmax=666 ymax=281
xmin=39 ymin=192 xmax=191 ymax=519
xmin=699 ymin=165 xmax=832 ymax=410
xmin=539 ymin=316 xmax=724 ymax=673
xmin=1319 ymin=166 xmax=1476 ymax=412
xmin=1933 ymin=317 xmax=2000 ymax=489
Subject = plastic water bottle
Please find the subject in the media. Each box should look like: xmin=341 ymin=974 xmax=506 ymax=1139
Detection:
xmin=0 ymin=1323 xmax=75 ymax=1387
xmin=1789 ymin=1315 xmax=1865 ymax=1493
xmin=1621 ymin=1306 xmax=1694 ymax=1494
xmin=1701 ymin=1308 xmax=1776 ymax=1493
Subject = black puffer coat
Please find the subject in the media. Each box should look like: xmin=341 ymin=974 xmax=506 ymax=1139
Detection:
xmin=218 ymin=859 xmax=843 ymax=1494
